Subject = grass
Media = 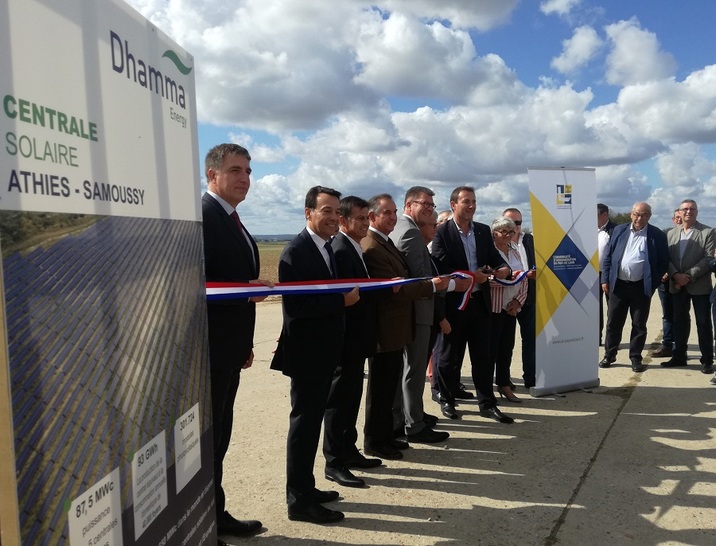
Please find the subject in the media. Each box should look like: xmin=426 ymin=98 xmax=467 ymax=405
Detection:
xmin=257 ymin=241 xmax=286 ymax=284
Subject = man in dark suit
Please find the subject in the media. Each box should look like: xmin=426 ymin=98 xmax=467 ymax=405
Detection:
xmin=202 ymin=143 xmax=272 ymax=538
xmin=431 ymin=186 xmax=513 ymax=423
xmin=599 ymin=202 xmax=669 ymax=372
xmin=271 ymin=186 xmax=359 ymax=524
xmin=663 ymin=199 xmax=715 ymax=372
xmin=503 ymin=207 xmax=537 ymax=388
xmin=323 ymin=196 xmax=382 ymax=488
xmin=361 ymin=194 xmax=448 ymax=460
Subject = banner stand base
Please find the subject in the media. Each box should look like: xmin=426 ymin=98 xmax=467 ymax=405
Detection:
xmin=530 ymin=378 xmax=600 ymax=398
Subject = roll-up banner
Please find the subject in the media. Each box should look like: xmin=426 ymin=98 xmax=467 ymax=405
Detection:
xmin=528 ymin=167 xmax=600 ymax=397
xmin=0 ymin=1 xmax=215 ymax=544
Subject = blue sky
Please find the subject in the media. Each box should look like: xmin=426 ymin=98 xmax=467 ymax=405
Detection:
xmin=128 ymin=0 xmax=716 ymax=234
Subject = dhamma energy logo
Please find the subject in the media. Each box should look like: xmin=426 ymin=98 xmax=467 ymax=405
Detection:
xmin=110 ymin=30 xmax=191 ymax=109
xmin=162 ymin=50 xmax=192 ymax=76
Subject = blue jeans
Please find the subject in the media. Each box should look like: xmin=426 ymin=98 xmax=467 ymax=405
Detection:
xmin=658 ymin=285 xmax=674 ymax=349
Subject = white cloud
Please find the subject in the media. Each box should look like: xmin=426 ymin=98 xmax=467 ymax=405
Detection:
xmin=551 ymin=25 xmax=602 ymax=74
xmin=380 ymin=0 xmax=519 ymax=31
xmin=604 ymin=18 xmax=677 ymax=86
xmin=540 ymin=0 xmax=581 ymax=17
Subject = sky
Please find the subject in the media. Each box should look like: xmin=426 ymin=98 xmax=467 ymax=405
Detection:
xmin=126 ymin=0 xmax=716 ymax=235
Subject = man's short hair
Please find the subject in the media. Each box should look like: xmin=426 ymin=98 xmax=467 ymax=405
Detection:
xmin=404 ymin=185 xmax=435 ymax=206
xmin=450 ymin=186 xmax=475 ymax=203
xmin=305 ymin=186 xmax=341 ymax=209
xmin=339 ymin=195 xmax=369 ymax=219
xmin=597 ymin=203 xmax=609 ymax=215
xmin=680 ymin=199 xmax=698 ymax=210
xmin=367 ymin=193 xmax=393 ymax=214
xmin=437 ymin=210 xmax=452 ymax=223
xmin=503 ymin=207 xmax=521 ymax=216
xmin=205 ymin=143 xmax=251 ymax=180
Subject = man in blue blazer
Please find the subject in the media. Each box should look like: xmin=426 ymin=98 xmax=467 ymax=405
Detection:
xmin=600 ymin=202 xmax=669 ymax=372
xmin=202 ymin=143 xmax=272 ymax=538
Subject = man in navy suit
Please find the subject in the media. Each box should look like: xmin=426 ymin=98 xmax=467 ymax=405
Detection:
xmin=323 ymin=196 xmax=382 ymax=487
xmin=599 ymin=202 xmax=669 ymax=372
xmin=431 ymin=186 xmax=513 ymax=423
xmin=271 ymin=186 xmax=359 ymax=524
xmin=202 ymin=143 xmax=272 ymax=538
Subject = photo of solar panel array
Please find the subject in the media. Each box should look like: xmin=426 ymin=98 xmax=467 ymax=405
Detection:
xmin=1 ymin=212 xmax=210 ymax=544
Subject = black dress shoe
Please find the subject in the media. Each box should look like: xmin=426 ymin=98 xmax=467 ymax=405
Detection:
xmin=423 ymin=412 xmax=438 ymax=427
xmin=343 ymin=453 xmax=382 ymax=469
xmin=479 ymin=406 xmax=514 ymax=424
xmin=701 ymin=363 xmax=714 ymax=374
xmin=431 ymin=390 xmax=441 ymax=402
xmin=217 ymin=511 xmax=262 ymax=536
xmin=325 ymin=466 xmax=366 ymax=488
xmin=631 ymin=359 xmax=645 ymax=373
xmin=453 ymin=387 xmax=474 ymax=399
xmin=599 ymin=356 xmax=615 ymax=368
xmin=662 ymin=358 xmax=687 ymax=368
xmin=288 ymin=502 xmax=344 ymax=524
xmin=311 ymin=489 xmax=340 ymax=503
xmin=440 ymin=402 xmax=459 ymax=419
xmin=407 ymin=427 xmax=449 ymax=444
xmin=392 ymin=426 xmax=406 ymax=439
xmin=710 ymin=374 xmax=716 ymax=385
xmin=364 ymin=443 xmax=403 ymax=460
xmin=389 ymin=438 xmax=409 ymax=450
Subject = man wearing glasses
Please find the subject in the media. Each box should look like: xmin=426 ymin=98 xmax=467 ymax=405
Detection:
xmin=599 ymin=202 xmax=668 ymax=372
xmin=663 ymin=200 xmax=715 ymax=373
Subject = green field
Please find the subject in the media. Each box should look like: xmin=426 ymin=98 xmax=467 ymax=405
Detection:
xmin=257 ymin=241 xmax=286 ymax=283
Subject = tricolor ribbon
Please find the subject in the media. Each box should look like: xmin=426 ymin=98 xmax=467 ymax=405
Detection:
xmin=207 ymin=270 xmax=485 ymax=312
xmin=491 ymin=269 xmax=531 ymax=286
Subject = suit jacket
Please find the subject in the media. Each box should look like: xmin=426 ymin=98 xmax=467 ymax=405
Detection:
xmin=390 ymin=214 xmax=434 ymax=326
xmin=270 ymin=229 xmax=345 ymax=376
xmin=667 ymin=221 xmax=715 ymax=295
xmin=202 ymin=193 xmax=260 ymax=364
xmin=361 ymin=229 xmax=433 ymax=353
xmin=601 ymin=223 xmax=669 ymax=297
xmin=520 ymin=232 xmax=536 ymax=307
xmin=431 ymin=219 xmax=509 ymax=313
xmin=332 ymin=231 xmax=378 ymax=357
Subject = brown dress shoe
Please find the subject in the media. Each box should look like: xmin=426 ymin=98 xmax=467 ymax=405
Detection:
xmin=650 ymin=347 xmax=672 ymax=358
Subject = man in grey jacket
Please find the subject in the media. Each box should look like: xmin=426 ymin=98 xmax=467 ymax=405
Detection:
xmin=663 ymin=199 xmax=715 ymax=373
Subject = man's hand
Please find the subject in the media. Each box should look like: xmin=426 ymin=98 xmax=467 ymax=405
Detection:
xmin=242 ymin=349 xmax=255 ymax=369
xmin=672 ymin=272 xmax=691 ymax=288
xmin=439 ymin=318 xmax=451 ymax=335
xmin=493 ymin=266 xmax=511 ymax=280
xmin=601 ymin=282 xmax=609 ymax=295
xmin=526 ymin=268 xmax=537 ymax=280
xmin=432 ymin=276 xmax=450 ymax=291
xmin=453 ymin=277 xmax=473 ymax=292
xmin=248 ymin=278 xmax=275 ymax=302
xmin=474 ymin=269 xmax=491 ymax=284
xmin=506 ymin=299 xmax=521 ymax=316
xmin=344 ymin=286 xmax=360 ymax=307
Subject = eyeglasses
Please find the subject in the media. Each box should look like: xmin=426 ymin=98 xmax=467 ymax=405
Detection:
xmin=411 ymin=200 xmax=436 ymax=210
xmin=631 ymin=212 xmax=650 ymax=218
xmin=513 ymin=220 xmax=522 ymax=226
xmin=496 ymin=230 xmax=515 ymax=236
xmin=679 ymin=207 xmax=697 ymax=212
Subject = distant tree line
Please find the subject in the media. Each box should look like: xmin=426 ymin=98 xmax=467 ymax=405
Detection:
xmin=0 ymin=211 xmax=98 ymax=258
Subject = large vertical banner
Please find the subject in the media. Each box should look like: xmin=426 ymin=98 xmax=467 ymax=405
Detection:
xmin=528 ymin=168 xmax=600 ymax=396
xmin=0 ymin=1 xmax=216 ymax=545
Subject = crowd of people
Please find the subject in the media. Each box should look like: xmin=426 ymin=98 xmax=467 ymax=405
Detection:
xmin=202 ymin=143 xmax=715 ymax=543
xmin=598 ymin=200 xmax=716 ymax=384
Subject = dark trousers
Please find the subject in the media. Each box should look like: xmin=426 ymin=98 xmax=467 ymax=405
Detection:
xmin=672 ymin=290 xmax=713 ymax=365
xmin=286 ymin=367 xmax=335 ymax=508
xmin=364 ymin=349 xmax=403 ymax=447
xmin=434 ymin=295 xmax=497 ymax=409
xmin=604 ymin=279 xmax=651 ymax=361
xmin=210 ymin=362 xmax=242 ymax=518
xmin=492 ymin=311 xmax=518 ymax=386
xmin=323 ymin=349 xmax=367 ymax=468
xmin=516 ymin=303 xmax=536 ymax=387
xmin=658 ymin=285 xmax=674 ymax=349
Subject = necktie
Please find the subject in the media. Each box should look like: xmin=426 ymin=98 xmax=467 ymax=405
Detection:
xmin=325 ymin=241 xmax=338 ymax=278
xmin=230 ymin=211 xmax=242 ymax=230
